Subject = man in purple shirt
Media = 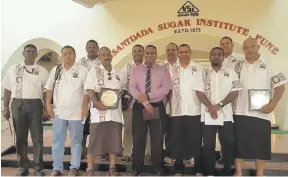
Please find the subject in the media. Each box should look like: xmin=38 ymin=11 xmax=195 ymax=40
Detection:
xmin=129 ymin=45 xmax=171 ymax=176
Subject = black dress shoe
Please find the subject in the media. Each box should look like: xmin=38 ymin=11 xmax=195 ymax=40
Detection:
xmin=156 ymin=171 xmax=164 ymax=176
xmin=132 ymin=171 xmax=140 ymax=176
xmin=34 ymin=169 xmax=45 ymax=176
xmin=219 ymin=168 xmax=234 ymax=176
xmin=16 ymin=168 xmax=29 ymax=176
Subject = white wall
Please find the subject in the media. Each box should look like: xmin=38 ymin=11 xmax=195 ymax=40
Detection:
xmin=1 ymin=0 xmax=101 ymax=70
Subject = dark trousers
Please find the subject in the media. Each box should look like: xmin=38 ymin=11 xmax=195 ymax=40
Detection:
xmin=132 ymin=101 xmax=165 ymax=173
xmin=171 ymin=116 xmax=202 ymax=174
xmin=164 ymin=114 xmax=172 ymax=157
xmin=202 ymin=121 xmax=234 ymax=175
xmin=83 ymin=109 xmax=91 ymax=135
xmin=11 ymin=99 xmax=43 ymax=169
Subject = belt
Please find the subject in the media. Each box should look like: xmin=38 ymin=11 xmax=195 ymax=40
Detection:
xmin=13 ymin=98 xmax=40 ymax=101
xmin=150 ymin=101 xmax=163 ymax=107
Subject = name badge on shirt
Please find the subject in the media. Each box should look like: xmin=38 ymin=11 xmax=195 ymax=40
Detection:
xmin=260 ymin=63 xmax=266 ymax=69
xmin=73 ymin=71 xmax=79 ymax=78
xmin=224 ymin=71 xmax=230 ymax=77
xmin=16 ymin=77 xmax=23 ymax=83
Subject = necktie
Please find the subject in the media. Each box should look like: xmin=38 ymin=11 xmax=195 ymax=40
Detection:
xmin=145 ymin=66 xmax=151 ymax=94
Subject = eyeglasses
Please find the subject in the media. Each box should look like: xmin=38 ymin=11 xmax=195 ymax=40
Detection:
xmin=108 ymin=72 xmax=112 ymax=80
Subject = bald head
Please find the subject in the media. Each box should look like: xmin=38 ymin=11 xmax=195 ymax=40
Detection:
xmin=242 ymin=37 xmax=260 ymax=59
xmin=99 ymin=46 xmax=111 ymax=53
xmin=243 ymin=38 xmax=258 ymax=46
xmin=98 ymin=46 xmax=112 ymax=66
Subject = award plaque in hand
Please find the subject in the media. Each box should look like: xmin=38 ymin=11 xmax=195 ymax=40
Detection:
xmin=248 ymin=89 xmax=272 ymax=111
xmin=98 ymin=88 xmax=121 ymax=110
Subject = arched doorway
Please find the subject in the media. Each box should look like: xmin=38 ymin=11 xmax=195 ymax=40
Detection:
xmin=37 ymin=50 xmax=62 ymax=73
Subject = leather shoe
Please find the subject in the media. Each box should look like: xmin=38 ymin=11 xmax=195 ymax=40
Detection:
xmin=132 ymin=171 xmax=140 ymax=176
xmin=156 ymin=171 xmax=164 ymax=176
xmin=16 ymin=168 xmax=29 ymax=176
xmin=34 ymin=169 xmax=44 ymax=176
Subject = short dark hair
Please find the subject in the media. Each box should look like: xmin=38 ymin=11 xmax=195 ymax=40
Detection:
xmin=86 ymin=40 xmax=98 ymax=48
xmin=166 ymin=43 xmax=178 ymax=50
xmin=178 ymin=44 xmax=191 ymax=52
xmin=220 ymin=36 xmax=233 ymax=44
xmin=24 ymin=44 xmax=37 ymax=51
xmin=145 ymin=45 xmax=157 ymax=51
xmin=132 ymin=44 xmax=144 ymax=50
xmin=61 ymin=45 xmax=76 ymax=54
xmin=210 ymin=47 xmax=224 ymax=56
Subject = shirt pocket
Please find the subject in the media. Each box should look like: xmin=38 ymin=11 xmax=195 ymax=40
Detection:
xmin=27 ymin=74 xmax=43 ymax=87
xmin=71 ymin=76 xmax=83 ymax=89
xmin=253 ymin=69 xmax=270 ymax=88
xmin=219 ymin=76 xmax=232 ymax=91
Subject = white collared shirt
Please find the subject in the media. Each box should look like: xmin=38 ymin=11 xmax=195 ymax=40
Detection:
xmin=235 ymin=55 xmax=288 ymax=121
xmin=77 ymin=56 xmax=100 ymax=71
xmin=222 ymin=52 xmax=244 ymax=69
xmin=121 ymin=60 xmax=145 ymax=108
xmin=170 ymin=61 xmax=202 ymax=117
xmin=162 ymin=59 xmax=179 ymax=114
xmin=45 ymin=63 xmax=88 ymax=120
xmin=2 ymin=63 xmax=49 ymax=99
xmin=194 ymin=67 xmax=242 ymax=122
xmin=84 ymin=64 xmax=127 ymax=123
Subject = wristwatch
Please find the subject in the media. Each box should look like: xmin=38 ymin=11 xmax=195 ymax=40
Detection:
xmin=219 ymin=102 xmax=224 ymax=108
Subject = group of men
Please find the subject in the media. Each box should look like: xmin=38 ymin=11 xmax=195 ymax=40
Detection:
xmin=2 ymin=36 xmax=287 ymax=176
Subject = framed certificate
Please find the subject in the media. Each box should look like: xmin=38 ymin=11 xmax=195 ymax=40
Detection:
xmin=97 ymin=88 xmax=121 ymax=110
xmin=248 ymin=89 xmax=272 ymax=111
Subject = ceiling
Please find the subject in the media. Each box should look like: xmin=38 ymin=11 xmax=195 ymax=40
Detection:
xmin=72 ymin=0 xmax=122 ymax=8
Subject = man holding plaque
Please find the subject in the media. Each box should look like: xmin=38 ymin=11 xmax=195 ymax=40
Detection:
xmin=169 ymin=44 xmax=203 ymax=176
xmin=129 ymin=45 xmax=171 ymax=176
xmin=46 ymin=46 xmax=89 ymax=176
xmin=233 ymin=38 xmax=287 ymax=176
xmin=84 ymin=47 xmax=126 ymax=176
xmin=195 ymin=47 xmax=242 ymax=176
xmin=77 ymin=39 xmax=100 ymax=159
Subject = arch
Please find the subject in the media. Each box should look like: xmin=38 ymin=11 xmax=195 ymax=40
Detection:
xmin=1 ymin=38 xmax=62 ymax=79
xmin=37 ymin=49 xmax=62 ymax=72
